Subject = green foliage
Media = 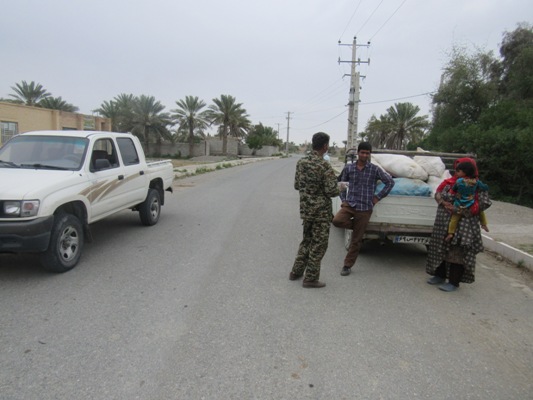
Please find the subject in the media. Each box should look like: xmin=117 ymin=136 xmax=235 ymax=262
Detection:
xmin=423 ymin=23 xmax=533 ymax=206
xmin=172 ymin=95 xmax=210 ymax=156
xmin=246 ymin=122 xmax=282 ymax=153
xmin=10 ymin=81 xmax=51 ymax=106
xmin=207 ymin=95 xmax=250 ymax=155
xmin=8 ymin=81 xmax=78 ymax=112
xmin=39 ymin=96 xmax=79 ymax=112
xmin=361 ymin=102 xmax=429 ymax=149
xmin=94 ymin=94 xmax=171 ymax=155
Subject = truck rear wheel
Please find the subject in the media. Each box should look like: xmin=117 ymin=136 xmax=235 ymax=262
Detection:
xmin=41 ymin=212 xmax=84 ymax=273
xmin=139 ymin=188 xmax=161 ymax=226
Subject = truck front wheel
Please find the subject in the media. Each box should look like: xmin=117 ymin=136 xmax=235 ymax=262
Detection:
xmin=139 ymin=188 xmax=161 ymax=226
xmin=41 ymin=212 xmax=84 ymax=273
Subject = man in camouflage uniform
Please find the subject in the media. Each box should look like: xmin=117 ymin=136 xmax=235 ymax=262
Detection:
xmin=290 ymin=132 xmax=343 ymax=288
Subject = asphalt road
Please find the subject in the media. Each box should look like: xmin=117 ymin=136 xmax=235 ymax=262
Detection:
xmin=1 ymin=157 xmax=532 ymax=399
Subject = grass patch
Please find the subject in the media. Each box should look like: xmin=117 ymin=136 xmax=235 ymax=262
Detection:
xmin=195 ymin=166 xmax=213 ymax=174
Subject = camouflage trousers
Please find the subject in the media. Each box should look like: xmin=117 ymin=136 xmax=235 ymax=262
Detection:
xmin=291 ymin=220 xmax=330 ymax=281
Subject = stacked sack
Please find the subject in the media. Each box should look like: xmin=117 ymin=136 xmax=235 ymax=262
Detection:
xmin=372 ymin=153 xmax=450 ymax=197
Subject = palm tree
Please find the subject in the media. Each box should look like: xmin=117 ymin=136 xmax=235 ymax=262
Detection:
xmin=39 ymin=96 xmax=79 ymax=112
xmin=94 ymin=94 xmax=136 ymax=132
xmin=130 ymin=95 xmax=172 ymax=155
xmin=363 ymin=114 xmax=393 ymax=149
xmin=385 ymin=102 xmax=429 ymax=149
xmin=208 ymin=95 xmax=250 ymax=155
xmin=94 ymin=100 xmax=121 ymax=131
xmin=172 ymin=96 xmax=210 ymax=157
xmin=9 ymin=81 xmax=51 ymax=106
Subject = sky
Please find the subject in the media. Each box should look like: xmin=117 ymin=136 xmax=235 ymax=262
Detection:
xmin=1 ymin=0 xmax=531 ymax=147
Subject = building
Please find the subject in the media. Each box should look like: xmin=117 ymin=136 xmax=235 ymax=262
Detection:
xmin=0 ymin=101 xmax=111 ymax=146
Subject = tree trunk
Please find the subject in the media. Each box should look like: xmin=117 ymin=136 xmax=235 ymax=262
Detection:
xmin=144 ymin=126 xmax=150 ymax=156
xmin=189 ymin=126 xmax=194 ymax=158
xmin=222 ymin=126 xmax=228 ymax=155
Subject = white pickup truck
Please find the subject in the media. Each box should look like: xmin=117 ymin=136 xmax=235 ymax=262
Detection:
xmin=334 ymin=149 xmax=472 ymax=250
xmin=0 ymin=130 xmax=174 ymax=272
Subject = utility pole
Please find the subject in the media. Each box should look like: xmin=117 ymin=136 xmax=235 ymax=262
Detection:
xmin=276 ymin=123 xmax=281 ymax=140
xmin=285 ymin=112 xmax=291 ymax=155
xmin=338 ymin=37 xmax=370 ymax=150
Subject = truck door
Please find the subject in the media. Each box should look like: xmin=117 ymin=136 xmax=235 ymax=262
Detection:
xmin=115 ymin=137 xmax=147 ymax=205
xmin=87 ymin=138 xmax=126 ymax=220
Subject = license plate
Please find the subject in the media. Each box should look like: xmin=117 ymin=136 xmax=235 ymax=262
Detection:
xmin=393 ymin=236 xmax=430 ymax=245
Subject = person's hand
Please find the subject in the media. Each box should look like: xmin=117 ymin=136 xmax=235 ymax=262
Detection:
xmin=338 ymin=182 xmax=349 ymax=192
xmin=372 ymin=196 xmax=379 ymax=205
xmin=443 ymin=201 xmax=454 ymax=213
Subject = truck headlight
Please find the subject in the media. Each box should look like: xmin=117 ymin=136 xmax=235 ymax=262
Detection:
xmin=3 ymin=200 xmax=40 ymax=217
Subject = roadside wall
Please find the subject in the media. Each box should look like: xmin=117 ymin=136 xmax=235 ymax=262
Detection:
xmin=144 ymin=138 xmax=278 ymax=158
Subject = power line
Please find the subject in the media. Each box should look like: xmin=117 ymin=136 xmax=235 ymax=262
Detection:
xmin=356 ymin=0 xmax=385 ymax=36
xmin=369 ymin=0 xmax=409 ymax=41
xmin=291 ymin=109 xmax=348 ymax=130
xmin=361 ymin=91 xmax=435 ymax=105
xmin=338 ymin=0 xmax=364 ymax=41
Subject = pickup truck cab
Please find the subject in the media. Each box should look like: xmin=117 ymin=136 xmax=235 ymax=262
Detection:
xmin=0 ymin=130 xmax=174 ymax=272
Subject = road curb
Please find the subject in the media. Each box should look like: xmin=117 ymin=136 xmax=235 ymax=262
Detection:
xmin=482 ymin=234 xmax=533 ymax=272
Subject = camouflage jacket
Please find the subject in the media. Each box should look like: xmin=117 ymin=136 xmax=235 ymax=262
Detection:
xmin=294 ymin=151 xmax=340 ymax=221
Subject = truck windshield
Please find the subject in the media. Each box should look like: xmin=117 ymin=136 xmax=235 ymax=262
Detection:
xmin=0 ymin=135 xmax=88 ymax=170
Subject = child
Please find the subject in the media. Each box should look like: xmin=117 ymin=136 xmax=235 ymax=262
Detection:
xmin=445 ymin=161 xmax=489 ymax=241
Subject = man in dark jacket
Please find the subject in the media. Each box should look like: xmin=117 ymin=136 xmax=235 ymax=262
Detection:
xmin=290 ymin=132 xmax=343 ymax=288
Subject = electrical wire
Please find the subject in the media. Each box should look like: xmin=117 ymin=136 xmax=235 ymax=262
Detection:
xmin=361 ymin=91 xmax=435 ymax=105
xmin=356 ymin=0 xmax=385 ymax=36
xmin=338 ymin=0 xmax=364 ymax=42
xmin=291 ymin=108 xmax=348 ymax=130
xmin=369 ymin=0 xmax=409 ymax=41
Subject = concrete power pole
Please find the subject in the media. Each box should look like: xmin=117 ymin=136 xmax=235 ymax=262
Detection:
xmin=338 ymin=37 xmax=370 ymax=150
xmin=285 ymin=112 xmax=291 ymax=155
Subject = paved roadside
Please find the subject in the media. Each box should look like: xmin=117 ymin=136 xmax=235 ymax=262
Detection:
xmin=172 ymin=156 xmax=279 ymax=179
xmin=481 ymin=200 xmax=533 ymax=270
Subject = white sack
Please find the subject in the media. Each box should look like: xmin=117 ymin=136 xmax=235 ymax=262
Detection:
xmin=371 ymin=153 xmax=428 ymax=180
xmin=413 ymin=156 xmax=446 ymax=177
xmin=427 ymin=170 xmax=452 ymax=196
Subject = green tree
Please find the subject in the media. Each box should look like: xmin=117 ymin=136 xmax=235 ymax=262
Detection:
xmin=361 ymin=102 xmax=429 ymax=150
xmin=362 ymin=114 xmax=392 ymax=149
xmin=39 ymin=96 xmax=79 ymax=112
xmin=9 ymin=80 xmax=51 ymax=106
xmin=172 ymin=96 xmax=210 ymax=157
xmin=498 ymin=23 xmax=533 ymax=100
xmin=94 ymin=100 xmax=121 ymax=131
xmin=422 ymin=24 xmax=533 ymax=206
xmin=208 ymin=94 xmax=250 ymax=155
xmin=245 ymin=123 xmax=282 ymax=154
xmin=94 ymin=94 xmax=136 ymax=132
xmin=130 ymin=95 xmax=172 ymax=155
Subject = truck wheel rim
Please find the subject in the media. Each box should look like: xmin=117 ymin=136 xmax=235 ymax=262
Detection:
xmin=59 ymin=226 xmax=79 ymax=262
xmin=150 ymin=198 xmax=160 ymax=219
